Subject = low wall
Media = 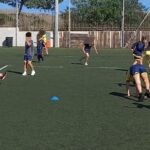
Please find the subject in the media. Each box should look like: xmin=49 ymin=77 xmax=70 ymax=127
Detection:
xmin=60 ymin=31 xmax=150 ymax=48
xmin=0 ymin=27 xmax=54 ymax=47
xmin=0 ymin=28 xmax=150 ymax=48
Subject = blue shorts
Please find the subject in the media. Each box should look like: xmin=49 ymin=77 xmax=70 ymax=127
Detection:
xmin=84 ymin=48 xmax=91 ymax=54
xmin=24 ymin=55 xmax=32 ymax=61
xmin=37 ymin=49 xmax=43 ymax=55
xmin=133 ymin=51 xmax=143 ymax=56
xmin=130 ymin=64 xmax=146 ymax=76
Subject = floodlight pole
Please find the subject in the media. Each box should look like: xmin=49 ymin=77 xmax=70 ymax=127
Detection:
xmin=68 ymin=0 xmax=71 ymax=48
xmin=121 ymin=0 xmax=125 ymax=48
xmin=54 ymin=0 xmax=59 ymax=47
xmin=16 ymin=0 xmax=19 ymax=47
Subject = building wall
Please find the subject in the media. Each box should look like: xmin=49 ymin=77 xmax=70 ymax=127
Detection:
xmin=0 ymin=27 xmax=54 ymax=47
xmin=0 ymin=28 xmax=16 ymax=47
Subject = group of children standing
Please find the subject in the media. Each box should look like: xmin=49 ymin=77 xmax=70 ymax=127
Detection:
xmin=1 ymin=32 xmax=150 ymax=102
xmin=126 ymin=36 xmax=150 ymax=102
xmin=22 ymin=29 xmax=49 ymax=76
xmin=1 ymin=33 xmax=98 ymax=80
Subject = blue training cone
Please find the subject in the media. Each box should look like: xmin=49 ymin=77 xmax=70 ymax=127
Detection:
xmin=50 ymin=96 xmax=60 ymax=101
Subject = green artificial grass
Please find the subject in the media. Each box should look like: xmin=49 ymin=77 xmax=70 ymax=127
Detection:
xmin=0 ymin=47 xmax=150 ymax=150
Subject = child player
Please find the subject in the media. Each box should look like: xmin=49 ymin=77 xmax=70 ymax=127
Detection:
xmin=42 ymin=31 xmax=48 ymax=55
xmin=80 ymin=36 xmax=98 ymax=66
xmin=131 ymin=36 xmax=147 ymax=64
xmin=37 ymin=32 xmax=44 ymax=62
xmin=0 ymin=72 xmax=7 ymax=80
xmin=126 ymin=56 xmax=150 ymax=102
xmin=145 ymin=41 xmax=150 ymax=67
xmin=39 ymin=29 xmax=48 ymax=55
xmin=22 ymin=32 xmax=35 ymax=76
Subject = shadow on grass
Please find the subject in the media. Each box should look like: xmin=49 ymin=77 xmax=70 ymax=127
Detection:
xmin=32 ymin=60 xmax=38 ymax=63
xmin=7 ymin=70 xmax=22 ymax=75
xmin=115 ymin=82 xmax=135 ymax=87
xmin=71 ymin=62 xmax=82 ymax=65
xmin=110 ymin=92 xmax=137 ymax=101
xmin=115 ymin=69 xmax=128 ymax=72
xmin=132 ymin=102 xmax=150 ymax=109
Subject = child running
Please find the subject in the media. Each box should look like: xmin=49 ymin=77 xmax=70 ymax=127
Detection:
xmin=80 ymin=36 xmax=98 ymax=66
xmin=22 ymin=32 xmax=35 ymax=76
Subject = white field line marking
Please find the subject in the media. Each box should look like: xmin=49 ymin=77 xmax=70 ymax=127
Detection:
xmin=35 ymin=65 xmax=64 ymax=69
xmin=87 ymin=66 xmax=123 ymax=69
xmin=35 ymin=65 xmax=125 ymax=70
xmin=52 ymin=55 xmax=75 ymax=58
xmin=0 ymin=65 xmax=8 ymax=71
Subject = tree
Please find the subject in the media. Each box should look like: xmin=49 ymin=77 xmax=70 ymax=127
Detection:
xmin=123 ymin=0 xmax=147 ymax=28
xmin=68 ymin=0 xmax=146 ymax=29
xmin=0 ymin=0 xmax=63 ymax=15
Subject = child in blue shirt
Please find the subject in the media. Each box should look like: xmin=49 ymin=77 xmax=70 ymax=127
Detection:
xmin=131 ymin=36 xmax=147 ymax=57
xmin=37 ymin=32 xmax=44 ymax=62
xmin=22 ymin=32 xmax=35 ymax=76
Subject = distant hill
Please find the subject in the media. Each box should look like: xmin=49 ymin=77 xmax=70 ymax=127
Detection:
xmin=0 ymin=9 xmax=66 ymax=31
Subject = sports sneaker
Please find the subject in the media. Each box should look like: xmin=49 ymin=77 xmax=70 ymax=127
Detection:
xmin=84 ymin=62 xmax=88 ymax=66
xmin=1 ymin=72 xmax=7 ymax=80
xmin=138 ymin=93 xmax=144 ymax=102
xmin=144 ymin=90 xmax=150 ymax=98
xmin=22 ymin=71 xmax=27 ymax=76
xmin=31 ymin=70 xmax=35 ymax=76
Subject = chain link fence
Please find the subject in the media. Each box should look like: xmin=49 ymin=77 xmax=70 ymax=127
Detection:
xmin=0 ymin=1 xmax=150 ymax=48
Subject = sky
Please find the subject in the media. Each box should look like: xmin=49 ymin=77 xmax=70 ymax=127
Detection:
xmin=139 ymin=0 xmax=150 ymax=8
xmin=0 ymin=0 xmax=149 ymax=13
xmin=0 ymin=0 xmax=69 ymax=13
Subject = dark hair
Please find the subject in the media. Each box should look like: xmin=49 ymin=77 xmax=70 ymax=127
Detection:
xmin=26 ymin=32 xmax=32 ymax=37
xmin=141 ymin=36 xmax=146 ymax=42
xmin=37 ymin=32 xmax=43 ymax=41
xmin=84 ymin=37 xmax=94 ymax=45
xmin=39 ymin=29 xmax=45 ymax=36
xmin=146 ymin=41 xmax=150 ymax=49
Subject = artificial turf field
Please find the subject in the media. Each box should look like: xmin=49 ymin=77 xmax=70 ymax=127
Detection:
xmin=1 ymin=47 xmax=150 ymax=150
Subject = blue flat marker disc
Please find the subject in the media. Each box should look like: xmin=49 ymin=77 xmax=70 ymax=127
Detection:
xmin=50 ymin=96 xmax=60 ymax=101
